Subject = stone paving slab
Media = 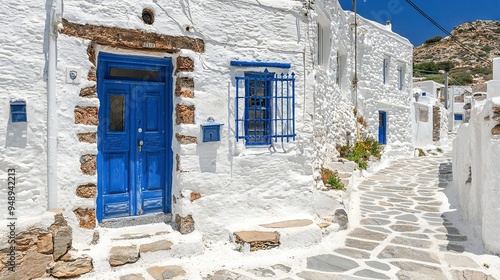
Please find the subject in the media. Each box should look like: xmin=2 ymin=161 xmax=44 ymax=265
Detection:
xmin=378 ymin=245 xmax=440 ymax=264
xmin=306 ymin=254 xmax=359 ymax=272
xmin=260 ymin=219 xmax=313 ymax=228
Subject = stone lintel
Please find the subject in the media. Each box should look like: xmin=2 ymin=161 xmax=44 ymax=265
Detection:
xmin=61 ymin=19 xmax=205 ymax=53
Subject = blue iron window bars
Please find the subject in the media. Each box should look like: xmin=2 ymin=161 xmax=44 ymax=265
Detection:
xmin=235 ymin=69 xmax=296 ymax=146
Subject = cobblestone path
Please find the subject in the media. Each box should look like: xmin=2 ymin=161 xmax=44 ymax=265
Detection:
xmin=109 ymin=150 xmax=500 ymax=280
xmin=204 ymin=151 xmax=500 ymax=280
xmin=297 ymin=152 xmax=498 ymax=280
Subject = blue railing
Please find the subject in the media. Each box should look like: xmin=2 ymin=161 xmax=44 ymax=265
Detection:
xmin=235 ymin=69 xmax=296 ymax=145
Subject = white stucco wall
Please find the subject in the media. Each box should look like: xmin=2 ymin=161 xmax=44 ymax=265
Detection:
xmin=453 ymin=97 xmax=500 ymax=254
xmin=453 ymin=59 xmax=500 ymax=253
xmin=0 ymin=1 xmax=49 ymax=223
xmin=353 ymin=14 xmax=413 ymax=157
xmin=0 ymin=0 xmax=416 ymax=245
xmin=414 ymin=80 xmax=444 ymax=99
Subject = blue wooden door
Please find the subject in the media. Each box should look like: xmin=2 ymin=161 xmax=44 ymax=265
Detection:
xmin=378 ymin=111 xmax=387 ymax=145
xmin=96 ymin=53 xmax=172 ymax=221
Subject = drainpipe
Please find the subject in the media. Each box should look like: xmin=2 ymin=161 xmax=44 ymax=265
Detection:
xmin=47 ymin=0 xmax=60 ymax=210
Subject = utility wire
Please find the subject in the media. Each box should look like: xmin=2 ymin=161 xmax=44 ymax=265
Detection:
xmin=404 ymin=0 xmax=492 ymax=66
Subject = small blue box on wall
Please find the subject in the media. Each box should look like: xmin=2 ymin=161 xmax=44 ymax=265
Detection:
xmin=10 ymin=100 xmax=27 ymax=122
xmin=201 ymin=118 xmax=223 ymax=142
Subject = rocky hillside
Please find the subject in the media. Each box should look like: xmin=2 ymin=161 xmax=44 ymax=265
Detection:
xmin=414 ymin=20 xmax=500 ymax=84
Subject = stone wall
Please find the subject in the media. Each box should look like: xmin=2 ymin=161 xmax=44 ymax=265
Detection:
xmin=0 ymin=214 xmax=93 ymax=279
xmin=432 ymin=106 xmax=440 ymax=141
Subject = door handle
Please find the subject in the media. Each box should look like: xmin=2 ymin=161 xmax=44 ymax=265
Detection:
xmin=138 ymin=140 xmax=144 ymax=152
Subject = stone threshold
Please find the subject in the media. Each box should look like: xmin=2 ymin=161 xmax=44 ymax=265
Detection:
xmin=99 ymin=213 xmax=172 ymax=228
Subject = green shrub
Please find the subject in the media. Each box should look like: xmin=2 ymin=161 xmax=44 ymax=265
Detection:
xmin=437 ymin=61 xmax=454 ymax=72
xmin=414 ymin=62 xmax=438 ymax=73
xmin=450 ymin=72 xmax=473 ymax=85
xmin=471 ymin=67 xmax=493 ymax=75
xmin=424 ymin=36 xmax=442 ymax=45
xmin=481 ymin=45 xmax=494 ymax=52
xmin=338 ymin=137 xmax=383 ymax=170
xmin=321 ymin=168 xmax=345 ymax=190
xmin=424 ymin=74 xmax=445 ymax=84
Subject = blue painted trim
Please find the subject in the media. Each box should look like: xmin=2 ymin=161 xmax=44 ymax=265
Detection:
xmin=230 ymin=60 xmax=291 ymax=69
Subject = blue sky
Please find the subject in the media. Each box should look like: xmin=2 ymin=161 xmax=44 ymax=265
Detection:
xmin=338 ymin=0 xmax=500 ymax=46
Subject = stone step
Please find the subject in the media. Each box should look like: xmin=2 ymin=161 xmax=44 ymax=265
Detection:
xmin=232 ymin=219 xmax=322 ymax=252
xmin=99 ymin=222 xmax=203 ymax=269
xmin=234 ymin=231 xmax=280 ymax=252
xmin=99 ymin=213 xmax=172 ymax=228
xmin=324 ymin=161 xmax=357 ymax=173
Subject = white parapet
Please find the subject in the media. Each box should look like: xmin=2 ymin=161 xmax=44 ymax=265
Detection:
xmin=493 ymin=57 xmax=500 ymax=81
xmin=487 ymin=80 xmax=500 ymax=98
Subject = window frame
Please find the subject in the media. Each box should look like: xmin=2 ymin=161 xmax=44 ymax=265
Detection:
xmin=336 ymin=47 xmax=347 ymax=88
xmin=316 ymin=12 xmax=331 ymax=69
xmin=454 ymin=114 xmax=464 ymax=121
xmin=397 ymin=63 xmax=405 ymax=91
xmin=244 ymin=71 xmax=274 ymax=146
xmin=233 ymin=66 xmax=296 ymax=147
xmin=383 ymin=57 xmax=390 ymax=84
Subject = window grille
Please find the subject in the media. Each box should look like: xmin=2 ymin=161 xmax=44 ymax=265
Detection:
xmin=235 ymin=69 xmax=295 ymax=145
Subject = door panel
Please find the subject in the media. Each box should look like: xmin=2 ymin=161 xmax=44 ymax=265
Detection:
xmin=137 ymin=85 xmax=166 ymax=214
xmin=378 ymin=111 xmax=387 ymax=145
xmin=97 ymin=53 xmax=172 ymax=222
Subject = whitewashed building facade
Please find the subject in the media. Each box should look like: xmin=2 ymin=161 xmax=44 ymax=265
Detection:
xmin=0 ymin=0 xmax=413 ymax=270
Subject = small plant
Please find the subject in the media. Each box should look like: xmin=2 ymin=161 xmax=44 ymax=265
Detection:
xmin=436 ymin=147 xmax=443 ymax=153
xmin=417 ymin=148 xmax=426 ymax=157
xmin=321 ymin=168 xmax=345 ymax=190
xmin=338 ymin=137 xmax=383 ymax=170
xmin=424 ymin=35 xmax=442 ymax=45
xmin=356 ymin=116 xmax=368 ymax=127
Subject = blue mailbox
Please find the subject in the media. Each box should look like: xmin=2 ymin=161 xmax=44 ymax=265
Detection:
xmin=10 ymin=100 xmax=27 ymax=122
xmin=201 ymin=117 xmax=223 ymax=142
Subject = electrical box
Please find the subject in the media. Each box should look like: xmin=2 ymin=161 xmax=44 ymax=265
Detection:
xmin=201 ymin=118 xmax=223 ymax=142
xmin=10 ymin=100 xmax=27 ymax=122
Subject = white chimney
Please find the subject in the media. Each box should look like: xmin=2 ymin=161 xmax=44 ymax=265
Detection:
xmin=386 ymin=20 xmax=392 ymax=31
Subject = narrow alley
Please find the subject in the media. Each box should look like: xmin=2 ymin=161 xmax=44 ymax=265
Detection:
xmin=297 ymin=150 xmax=500 ymax=280
xmin=90 ymin=148 xmax=500 ymax=280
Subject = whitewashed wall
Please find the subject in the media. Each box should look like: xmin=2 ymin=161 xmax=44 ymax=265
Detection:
xmin=0 ymin=1 xmax=49 ymax=223
xmin=61 ymin=0 xmax=316 ymax=241
xmin=453 ymin=98 xmax=500 ymax=254
xmin=312 ymin=0 xmax=356 ymax=186
xmin=352 ymin=14 xmax=414 ymax=157
xmin=0 ymin=0 xmax=416 ymax=244
xmin=453 ymin=61 xmax=500 ymax=254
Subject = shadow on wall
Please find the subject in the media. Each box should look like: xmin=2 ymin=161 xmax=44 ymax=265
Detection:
xmin=5 ymin=121 xmax=27 ymax=148
xmin=196 ymin=142 xmax=220 ymax=173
